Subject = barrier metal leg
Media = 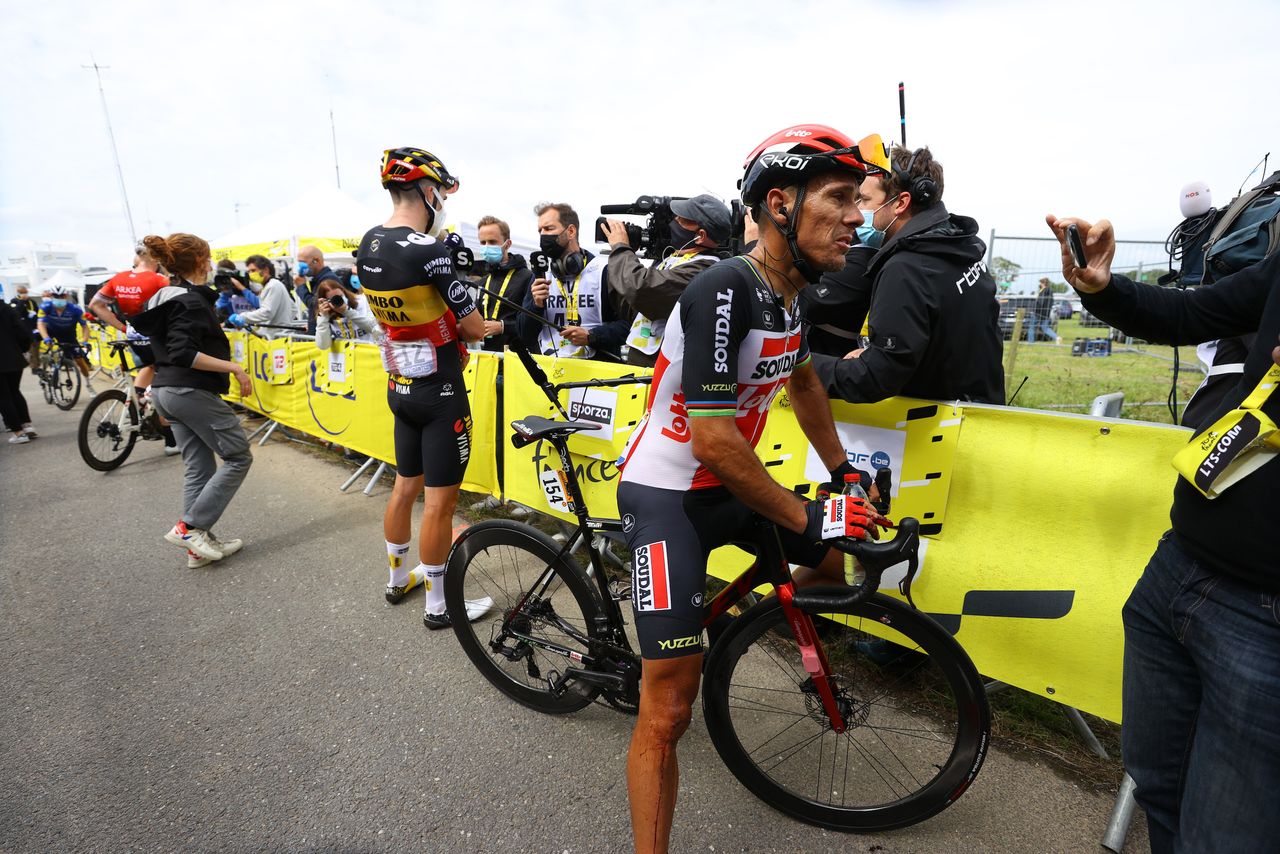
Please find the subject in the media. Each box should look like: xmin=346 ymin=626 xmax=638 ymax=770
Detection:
xmin=1065 ymin=706 xmax=1109 ymax=759
xmin=362 ymin=462 xmax=389 ymax=496
xmin=340 ymin=456 xmax=378 ymax=492
xmin=245 ymin=418 xmax=273 ymax=441
xmin=1101 ymin=773 xmax=1139 ymax=853
xmin=257 ymin=421 xmax=281 ymax=447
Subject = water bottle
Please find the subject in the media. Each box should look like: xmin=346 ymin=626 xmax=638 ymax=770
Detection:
xmin=842 ymin=473 xmax=867 ymax=586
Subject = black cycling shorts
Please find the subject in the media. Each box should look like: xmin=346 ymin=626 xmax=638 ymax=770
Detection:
xmin=386 ymin=373 xmax=471 ymax=486
xmin=128 ymin=342 xmax=156 ymax=369
xmin=616 ymin=481 xmax=830 ymax=660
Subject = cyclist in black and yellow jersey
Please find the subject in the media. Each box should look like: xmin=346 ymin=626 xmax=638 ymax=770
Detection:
xmin=357 ymin=147 xmax=487 ymax=628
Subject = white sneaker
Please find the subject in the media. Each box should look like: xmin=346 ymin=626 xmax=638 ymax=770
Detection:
xmin=469 ymin=495 xmax=502 ymax=512
xmin=164 ymin=523 xmax=223 ymax=560
xmin=21 ymin=425 xmax=37 ymax=438
xmin=187 ymin=550 xmax=214 ymax=569
xmin=164 ymin=445 xmax=182 ymax=456
xmin=8 ymin=434 xmax=30 ymax=445
xmin=207 ymin=532 xmax=243 ymax=557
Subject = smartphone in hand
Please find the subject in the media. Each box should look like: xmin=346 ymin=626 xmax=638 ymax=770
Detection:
xmin=1066 ymin=223 xmax=1087 ymax=268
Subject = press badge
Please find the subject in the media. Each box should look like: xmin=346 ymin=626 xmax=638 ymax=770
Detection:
xmin=1172 ymin=363 xmax=1280 ymax=498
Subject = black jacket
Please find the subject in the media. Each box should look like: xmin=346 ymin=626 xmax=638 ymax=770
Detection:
xmin=8 ymin=296 xmax=39 ymax=333
xmin=812 ymin=203 xmax=1005 ymax=404
xmin=0 ymin=300 xmax=32 ymax=372
xmin=800 ymin=242 xmax=877 ymax=357
xmin=129 ymin=283 xmax=232 ymax=394
xmin=1079 ymin=252 xmax=1280 ymax=591
xmin=473 ymin=254 xmax=533 ymax=353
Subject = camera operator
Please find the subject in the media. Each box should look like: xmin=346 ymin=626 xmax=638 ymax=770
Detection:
xmin=1048 ymin=214 xmax=1280 ymax=854
xmin=214 ymin=260 xmax=260 ymax=321
xmin=811 ymin=147 xmax=1005 ymax=405
xmin=601 ymin=194 xmax=729 ymax=368
xmin=519 ymin=202 xmax=630 ymax=360
xmin=228 ymin=254 xmax=298 ymax=330
xmin=313 ymin=279 xmax=377 ymax=348
xmin=473 ymin=215 xmax=533 ymax=353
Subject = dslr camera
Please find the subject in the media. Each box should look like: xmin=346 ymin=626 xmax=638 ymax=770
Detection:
xmin=213 ymin=268 xmax=247 ymax=292
xmin=593 ymin=195 xmax=686 ymax=260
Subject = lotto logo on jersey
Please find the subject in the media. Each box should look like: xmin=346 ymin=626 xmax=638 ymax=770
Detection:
xmin=633 ymin=541 xmax=671 ymax=612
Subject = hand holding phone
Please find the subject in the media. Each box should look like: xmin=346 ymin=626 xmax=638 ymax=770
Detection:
xmin=1066 ymin=223 xmax=1087 ymax=268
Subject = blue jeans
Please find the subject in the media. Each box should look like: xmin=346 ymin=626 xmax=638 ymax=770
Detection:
xmin=1122 ymin=532 xmax=1280 ymax=853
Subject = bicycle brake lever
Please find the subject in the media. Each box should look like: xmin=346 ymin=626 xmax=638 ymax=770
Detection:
xmin=898 ymin=553 xmax=919 ymax=610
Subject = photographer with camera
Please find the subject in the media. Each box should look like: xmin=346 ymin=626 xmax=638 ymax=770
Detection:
xmin=314 ymin=279 xmax=377 ymax=348
xmin=600 ymin=194 xmax=730 ymax=368
xmin=213 ymin=260 xmax=260 ymax=320
xmin=227 ymin=254 xmax=299 ymax=330
xmin=519 ymin=202 xmax=630 ymax=360
xmin=473 ymin=215 xmax=533 ymax=353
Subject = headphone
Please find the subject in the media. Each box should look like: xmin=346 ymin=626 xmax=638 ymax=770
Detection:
xmin=892 ymin=149 xmax=939 ymax=208
xmin=553 ymin=249 xmax=587 ymax=280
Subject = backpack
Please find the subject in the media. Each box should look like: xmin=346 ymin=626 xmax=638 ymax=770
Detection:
xmin=1201 ymin=170 xmax=1280 ymax=283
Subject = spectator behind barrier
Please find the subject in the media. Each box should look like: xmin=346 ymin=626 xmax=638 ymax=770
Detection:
xmin=799 ymin=228 xmax=877 ymax=358
xmin=313 ymin=278 xmax=378 ymax=349
xmin=602 ymin=193 xmax=729 ymax=368
xmin=811 ymin=147 xmax=1005 ymax=405
xmin=518 ymin=202 xmax=631 ymax=360
xmin=1047 ymin=213 xmax=1280 ymax=854
xmin=228 ymin=254 xmax=298 ymax=330
xmin=472 ymin=215 xmax=533 ymax=353
xmin=294 ymin=245 xmax=342 ymax=334
xmin=1028 ymin=277 xmax=1059 ymax=343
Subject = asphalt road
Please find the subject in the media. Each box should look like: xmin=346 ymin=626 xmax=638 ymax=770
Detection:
xmin=0 ymin=373 xmax=1147 ymax=853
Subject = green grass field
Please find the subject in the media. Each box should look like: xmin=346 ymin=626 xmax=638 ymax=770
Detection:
xmin=1003 ymin=318 xmax=1204 ymax=425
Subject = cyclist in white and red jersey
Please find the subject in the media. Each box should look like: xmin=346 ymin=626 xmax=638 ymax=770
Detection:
xmin=617 ymin=124 xmax=894 ymax=853
xmin=358 ymin=147 xmax=486 ymax=628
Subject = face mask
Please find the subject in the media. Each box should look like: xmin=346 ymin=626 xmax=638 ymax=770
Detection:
xmin=296 ymin=261 xmax=310 ymax=276
xmin=349 ymin=274 xmax=361 ymax=289
xmin=52 ymin=298 xmax=68 ymax=309
xmin=249 ymin=271 xmax=265 ymax=284
xmin=421 ymin=186 xmax=448 ymax=238
xmin=540 ymin=232 xmax=567 ymax=260
xmin=856 ymin=195 xmax=902 ymax=249
xmin=479 ymin=245 xmax=504 ymax=265
xmin=668 ymin=222 xmax=700 ymax=250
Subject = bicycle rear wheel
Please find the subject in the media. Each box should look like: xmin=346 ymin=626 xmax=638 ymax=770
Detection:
xmin=445 ymin=519 xmax=605 ymax=713
xmin=702 ymin=588 xmax=989 ymax=832
xmin=78 ymin=389 xmax=139 ymax=471
xmin=53 ymin=359 xmax=80 ymax=410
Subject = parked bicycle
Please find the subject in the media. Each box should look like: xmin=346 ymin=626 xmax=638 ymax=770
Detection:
xmin=34 ymin=340 xmax=82 ymax=410
xmin=445 ymin=343 xmax=990 ymax=832
xmin=77 ymin=339 xmax=169 ymax=471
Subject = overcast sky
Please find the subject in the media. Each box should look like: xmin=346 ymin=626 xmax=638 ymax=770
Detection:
xmin=3 ymin=0 xmax=1277 ymax=288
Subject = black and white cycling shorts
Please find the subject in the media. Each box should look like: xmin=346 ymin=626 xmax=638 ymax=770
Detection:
xmin=386 ymin=372 xmax=471 ymax=486
xmin=616 ymin=481 xmax=829 ymax=660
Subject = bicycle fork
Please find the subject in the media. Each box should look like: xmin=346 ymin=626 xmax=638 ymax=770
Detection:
xmin=777 ymin=584 xmax=851 ymax=734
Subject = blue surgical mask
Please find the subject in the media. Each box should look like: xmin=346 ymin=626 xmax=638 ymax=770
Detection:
xmin=479 ymin=245 xmax=503 ymax=265
xmin=296 ymin=261 xmax=310 ymax=276
xmin=856 ymin=212 xmax=884 ymax=249
xmin=349 ymin=274 xmax=361 ymax=289
xmin=52 ymin=298 xmax=68 ymax=309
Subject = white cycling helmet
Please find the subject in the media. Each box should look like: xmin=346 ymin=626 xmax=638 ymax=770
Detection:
xmin=49 ymin=284 xmax=68 ymax=297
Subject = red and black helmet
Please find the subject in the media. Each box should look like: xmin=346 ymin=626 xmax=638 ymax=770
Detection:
xmin=739 ymin=125 xmax=889 ymax=205
xmin=380 ymin=147 xmax=460 ymax=193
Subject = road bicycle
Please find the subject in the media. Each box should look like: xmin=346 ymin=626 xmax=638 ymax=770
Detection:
xmin=444 ymin=344 xmax=990 ymax=832
xmin=34 ymin=341 xmax=82 ymax=411
xmin=77 ymin=340 xmax=168 ymax=471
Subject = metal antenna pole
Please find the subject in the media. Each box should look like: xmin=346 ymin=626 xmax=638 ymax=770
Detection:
xmin=83 ymin=59 xmax=136 ymax=244
xmin=330 ymin=108 xmax=341 ymax=189
xmin=898 ymin=81 xmax=907 ymax=147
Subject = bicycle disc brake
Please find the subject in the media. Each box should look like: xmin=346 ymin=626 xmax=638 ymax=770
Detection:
xmin=800 ymin=675 xmax=869 ymax=730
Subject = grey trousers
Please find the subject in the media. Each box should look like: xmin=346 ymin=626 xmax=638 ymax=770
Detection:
xmin=153 ymin=387 xmax=253 ymax=531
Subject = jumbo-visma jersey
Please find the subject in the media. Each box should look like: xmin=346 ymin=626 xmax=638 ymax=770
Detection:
xmin=356 ymin=226 xmax=477 ymax=347
xmin=618 ymin=257 xmax=810 ymax=491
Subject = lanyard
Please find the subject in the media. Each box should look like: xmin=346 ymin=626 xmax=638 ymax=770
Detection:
xmin=739 ymin=256 xmax=799 ymax=349
xmin=1172 ymin=362 xmax=1280 ymax=498
xmin=560 ymin=271 xmax=583 ymax=325
xmin=483 ymin=269 xmax=516 ymax=320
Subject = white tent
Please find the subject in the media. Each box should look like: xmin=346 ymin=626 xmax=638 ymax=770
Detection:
xmin=209 ymin=187 xmax=382 ymax=263
xmin=42 ymin=267 xmax=87 ymax=304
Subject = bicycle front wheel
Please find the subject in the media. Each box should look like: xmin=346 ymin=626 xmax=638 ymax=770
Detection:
xmin=53 ymin=359 xmax=80 ymax=410
xmin=40 ymin=367 xmax=54 ymax=405
xmin=702 ymin=588 xmax=989 ymax=832
xmin=445 ymin=519 xmax=605 ymax=714
xmin=78 ymin=389 xmax=139 ymax=471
